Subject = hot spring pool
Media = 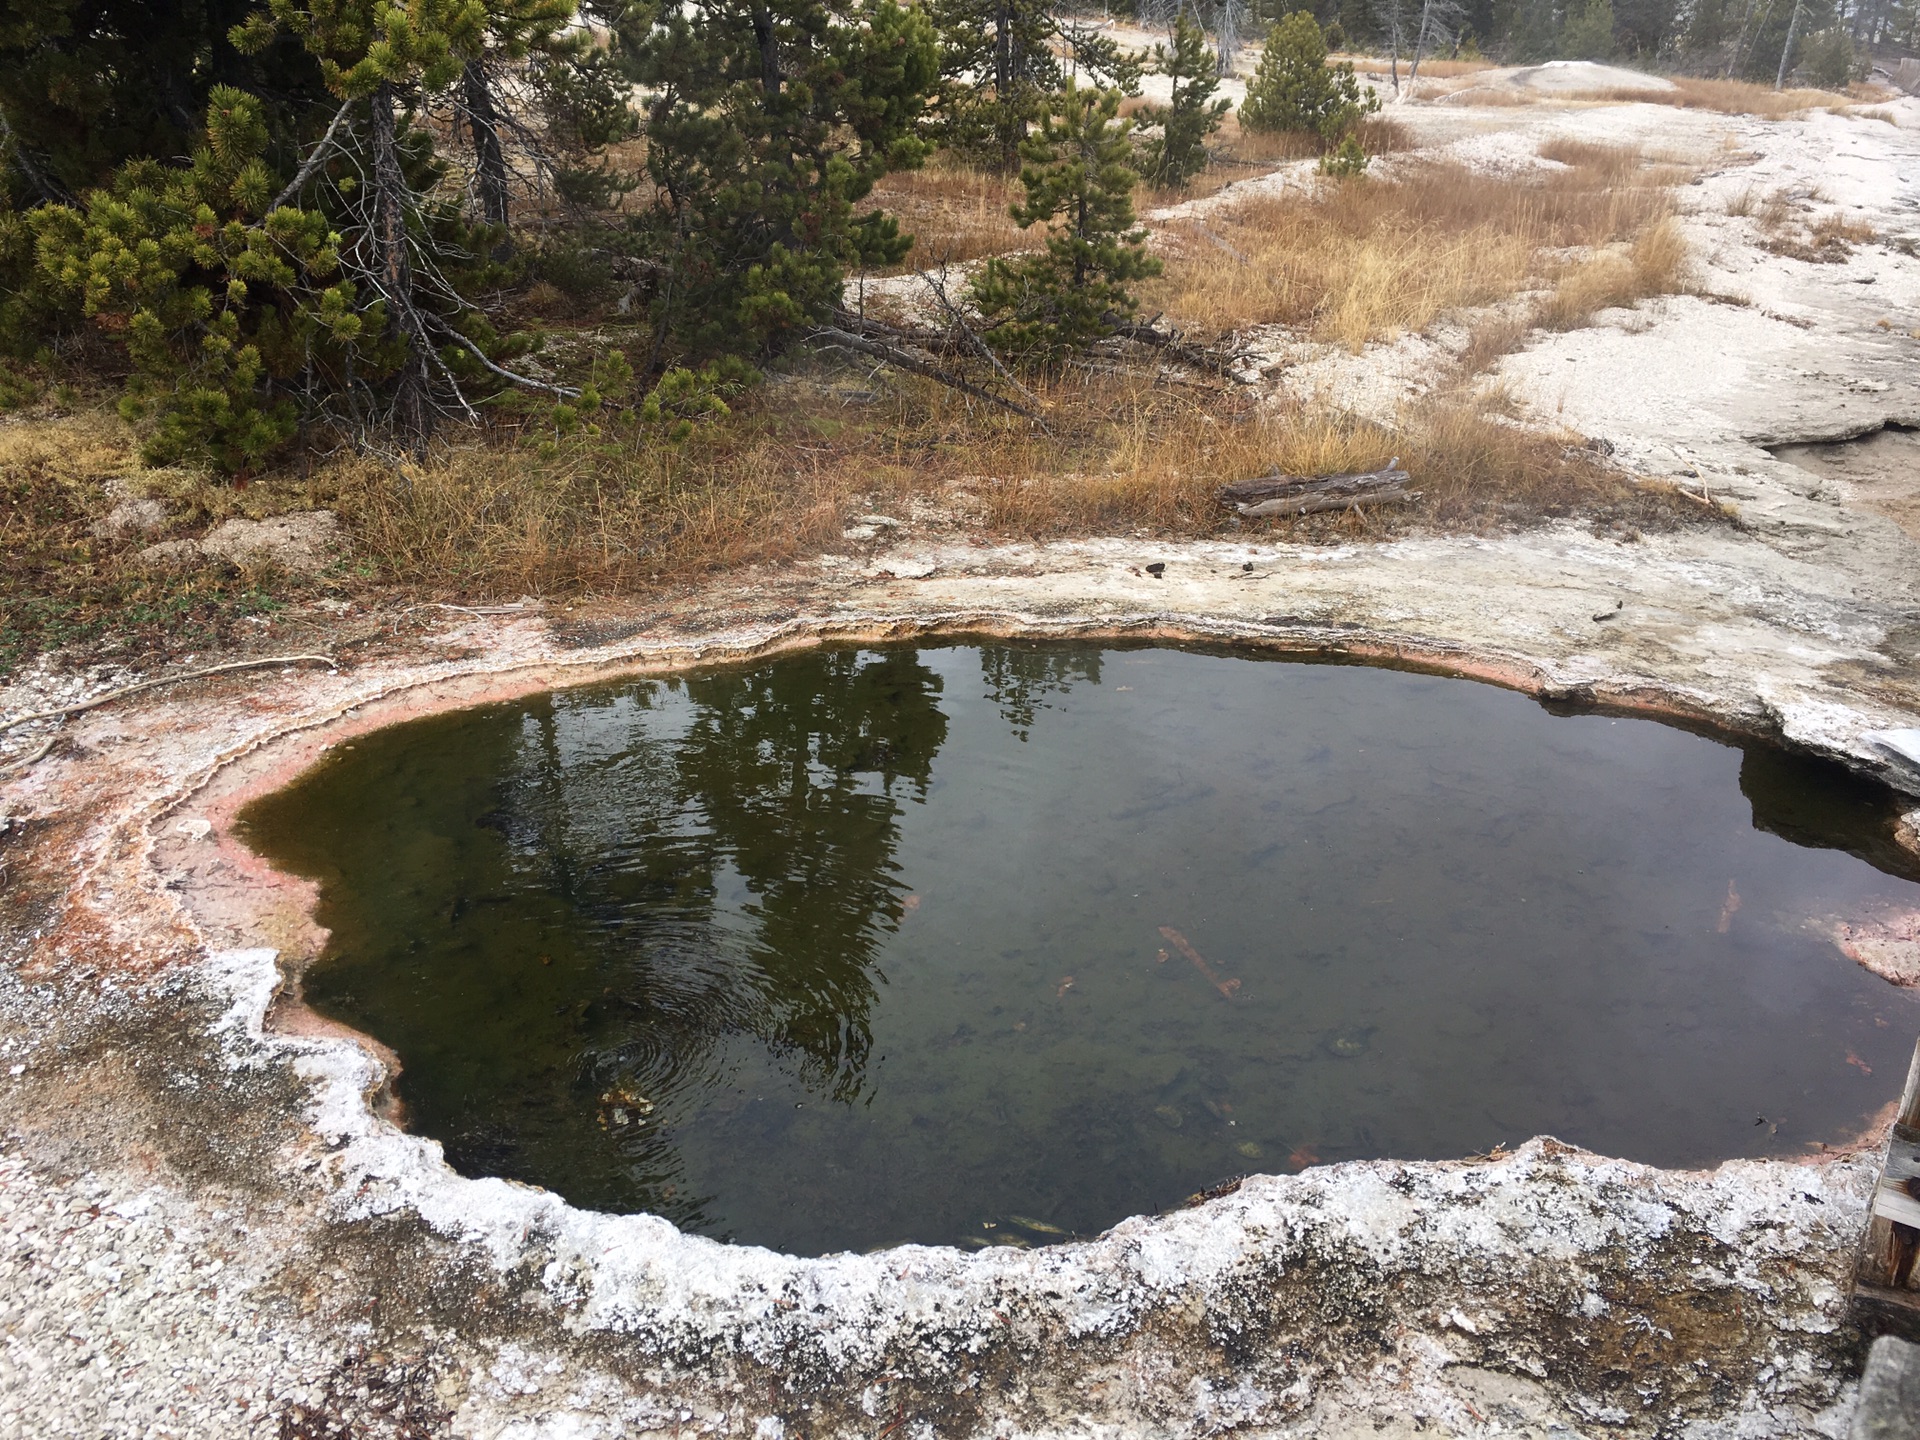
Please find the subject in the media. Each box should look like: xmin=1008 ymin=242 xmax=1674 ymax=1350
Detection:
xmin=240 ymin=643 xmax=1920 ymax=1254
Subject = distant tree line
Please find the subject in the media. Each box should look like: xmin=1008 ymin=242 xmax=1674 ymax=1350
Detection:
xmin=1129 ymin=0 xmax=1890 ymax=78
xmin=1198 ymin=0 xmax=1887 ymax=77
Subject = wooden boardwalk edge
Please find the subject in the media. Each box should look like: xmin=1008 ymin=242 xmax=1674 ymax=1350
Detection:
xmin=1851 ymin=1037 xmax=1920 ymax=1340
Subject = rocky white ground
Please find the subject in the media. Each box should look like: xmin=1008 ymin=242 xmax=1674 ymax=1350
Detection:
xmin=3 ymin=82 xmax=1920 ymax=1440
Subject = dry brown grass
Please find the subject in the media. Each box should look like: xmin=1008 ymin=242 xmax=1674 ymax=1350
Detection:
xmin=1814 ymin=211 xmax=1878 ymax=246
xmin=1745 ymin=184 xmax=1879 ymax=261
xmin=1581 ymin=75 xmax=1859 ymax=117
xmin=325 ymin=371 xmax=1699 ymax=591
xmin=875 ymin=117 xmax=1416 ymax=234
xmin=1147 ymin=142 xmax=1684 ymax=349
xmin=1532 ymin=217 xmax=1688 ymax=329
xmin=1134 ymin=115 xmax=1412 ymax=203
xmin=0 ymin=129 xmax=1710 ymax=668
xmin=1437 ymin=85 xmax=1540 ymax=106
xmin=1209 ymin=115 xmax=1322 ymax=166
xmin=0 ymin=408 xmax=304 ymax=671
xmin=969 ymin=384 xmax=1668 ymax=535
xmin=870 ymin=160 xmax=1035 ymax=267
xmin=0 ymin=357 xmax=1713 ymax=671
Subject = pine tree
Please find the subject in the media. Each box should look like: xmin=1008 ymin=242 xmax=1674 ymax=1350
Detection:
xmin=968 ymin=84 xmax=1162 ymax=363
xmin=23 ymin=86 xmax=359 ymax=469
xmin=237 ymin=0 xmax=577 ymax=446
xmin=1497 ymin=0 xmax=1563 ymax=62
xmin=618 ymin=0 xmax=939 ymax=358
xmin=1139 ymin=12 xmax=1231 ymax=190
xmin=1797 ymin=25 xmax=1856 ymax=86
xmin=1559 ymin=0 xmax=1617 ymax=57
xmin=1612 ymin=0 xmax=1682 ymax=54
xmin=1240 ymin=12 xmax=1378 ymax=149
xmin=0 ymin=0 xmax=334 ymax=201
xmin=458 ymin=1 xmax=579 ymax=246
xmin=4 ymin=1 xmax=582 ymax=467
xmin=927 ymin=0 xmax=1141 ymax=170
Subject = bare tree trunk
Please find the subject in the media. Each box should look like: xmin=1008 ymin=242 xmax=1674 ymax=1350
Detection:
xmin=1776 ymin=0 xmax=1805 ymax=86
xmin=1408 ymin=0 xmax=1433 ymax=84
xmin=1383 ymin=2 xmax=1403 ymax=94
xmin=462 ymin=59 xmax=511 ymax=255
xmin=370 ymin=82 xmax=432 ymax=453
xmin=994 ymin=0 xmax=1019 ymax=170
xmin=1726 ymin=0 xmax=1758 ymax=76
xmin=750 ymin=6 xmax=783 ymax=95
xmin=1215 ymin=0 xmax=1239 ymax=77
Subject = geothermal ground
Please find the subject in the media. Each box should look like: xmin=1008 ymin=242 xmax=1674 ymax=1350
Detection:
xmin=4 ymin=71 xmax=1920 ymax=1439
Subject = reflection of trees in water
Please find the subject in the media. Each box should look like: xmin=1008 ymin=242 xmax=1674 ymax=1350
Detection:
xmin=501 ymin=647 xmax=950 ymax=1151
xmin=673 ymin=648 xmax=947 ymax=1098
xmin=978 ymin=644 xmax=1101 ymax=741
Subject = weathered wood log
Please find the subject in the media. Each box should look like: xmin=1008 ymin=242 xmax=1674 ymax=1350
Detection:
xmin=1219 ymin=459 xmax=1417 ymax=518
xmin=1853 ymin=1037 xmax=1920 ymax=1341
xmin=807 ymin=326 xmax=1040 ymax=420
xmin=1239 ymin=486 xmax=1419 ymax=518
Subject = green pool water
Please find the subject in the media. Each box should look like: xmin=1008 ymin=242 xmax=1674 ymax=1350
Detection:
xmin=240 ymin=642 xmax=1920 ymax=1255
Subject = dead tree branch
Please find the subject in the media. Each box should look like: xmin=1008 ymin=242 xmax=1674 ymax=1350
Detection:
xmin=1109 ymin=315 xmax=1252 ymax=377
xmin=268 ymin=97 xmax=356 ymax=213
xmin=809 ymin=325 xmax=1042 ymax=419
xmin=0 ymin=107 xmax=74 ymax=208
xmin=919 ymin=269 xmax=1051 ymax=434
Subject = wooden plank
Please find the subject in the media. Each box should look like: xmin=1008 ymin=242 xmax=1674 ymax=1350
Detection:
xmin=1855 ymin=1281 xmax=1920 ymax=1346
xmin=1899 ymin=1042 xmax=1920 ymax=1130
xmin=1873 ymin=1177 xmax=1920 ymax=1231
xmin=1885 ymin=1136 xmax=1920 ymax=1181
xmin=1853 ymin=1037 xmax=1920 ymax=1334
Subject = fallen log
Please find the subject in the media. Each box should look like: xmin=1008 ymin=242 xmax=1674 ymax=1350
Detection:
xmin=1219 ymin=459 xmax=1418 ymax=517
